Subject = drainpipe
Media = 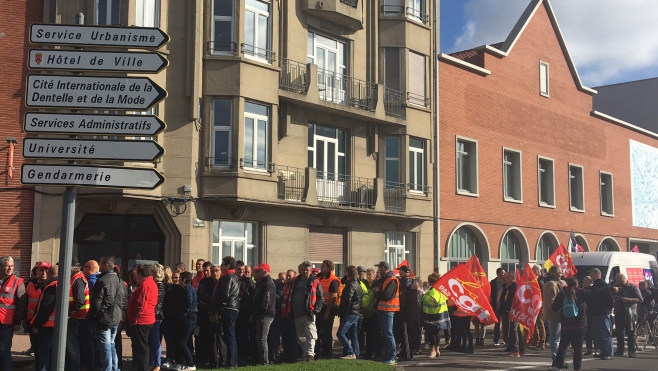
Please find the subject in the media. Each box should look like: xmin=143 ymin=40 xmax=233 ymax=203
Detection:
xmin=432 ymin=0 xmax=440 ymax=272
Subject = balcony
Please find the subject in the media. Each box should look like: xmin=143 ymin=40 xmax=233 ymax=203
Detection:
xmin=241 ymin=43 xmax=276 ymax=64
xmin=207 ymin=41 xmax=238 ymax=55
xmin=384 ymin=181 xmax=407 ymax=212
xmin=240 ymin=158 xmax=275 ymax=173
xmin=384 ymin=87 xmax=405 ymax=118
xmin=301 ymin=0 xmax=364 ymax=31
xmin=407 ymin=92 xmax=429 ymax=108
xmin=316 ymin=173 xmax=375 ymax=208
xmin=279 ymin=57 xmax=308 ymax=94
xmin=277 ymin=166 xmax=306 ymax=202
xmin=317 ymin=68 xmax=376 ymax=111
xmin=380 ymin=5 xmax=429 ymax=24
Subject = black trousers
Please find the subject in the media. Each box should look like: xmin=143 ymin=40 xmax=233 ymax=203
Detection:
xmin=236 ymin=314 xmax=251 ymax=362
xmin=394 ymin=318 xmax=413 ymax=360
xmin=364 ymin=315 xmax=380 ymax=359
xmin=553 ymin=329 xmax=585 ymax=371
xmin=199 ymin=320 xmax=216 ymax=364
xmin=459 ymin=316 xmax=473 ymax=348
xmin=492 ymin=311 xmax=502 ymax=343
xmin=129 ymin=324 xmax=152 ymax=371
xmin=450 ymin=313 xmax=461 ymax=348
xmin=316 ymin=310 xmax=336 ymax=358
xmin=616 ymin=308 xmax=637 ymax=355
xmin=267 ymin=315 xmax=282 ymax=363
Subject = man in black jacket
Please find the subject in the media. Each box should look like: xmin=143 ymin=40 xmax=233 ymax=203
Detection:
xmin=32 ymin=265 xmax=58 ymax=371
xmin=252 ymin=263 xmax=276 ymax=365
xmin=500 ymin=272 xmax=523 ymax=356
xmin=336 ymin=266 xmax=363 ymax=360
xmin=489 ymin=268 xmax=506 ymax=345
xmin=613 ymin=273 xmax=643 ymax=357
xmin=588 ymin=268 xmax=615 ymax=360
xmin=288 ymin=261 xmax=324 ymax=361
xmin=396 ymin=265 xmax=420 ymax=360
xmin=235 ymin=260 xmax=255 ymax=365
xmin=87 ymin=255 xmax=126 ymax=371
xmin=216 ymin=256 xmax=240 ymax=369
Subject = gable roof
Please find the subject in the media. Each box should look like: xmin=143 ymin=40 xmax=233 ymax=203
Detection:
xmin=440 ymin=0 xmax=597 ymax=95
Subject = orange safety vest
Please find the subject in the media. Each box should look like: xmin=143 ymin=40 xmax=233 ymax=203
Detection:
xmin=319 ymin=272 xmax=340 ymax=305
xmin=377 ymin=276 xmax=400 ymax=312
xmin=0 ymin=275 xmax=24 ymax=325
xmin=69 ymin=272 xmax=90 ymax=319
xmin=26 ymin=281 xmax=42 ymax=321
xmin=32 ymin=280 xmax=57 ymax=327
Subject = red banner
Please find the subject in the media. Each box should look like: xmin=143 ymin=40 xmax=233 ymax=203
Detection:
xmin=393 ymin=259 xmax=415 ymax=278
xmin=510 ymin=263 xmax=543 ymax=342
xmin=433 ymin=264 xmax=498 ymax=325
xmin=464 ymin=255 xmax=491 ymax=300
xmin=543 ymin=244 xmax=578 ymax=278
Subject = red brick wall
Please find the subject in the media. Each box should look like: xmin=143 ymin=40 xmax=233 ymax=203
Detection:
xmin=0 ymin=1 xmax=42 ymax=277
xmin=439 ymin=3 xmax=658 ymax=261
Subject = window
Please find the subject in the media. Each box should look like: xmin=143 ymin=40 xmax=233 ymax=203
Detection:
xmin=308 ymin=32 xmax=347 ymax=103
xmin=385 ymin=136 xmax=400 ymax=183
xmin=536 ymin=234 xmax=556 ymax=263
xmin=384 ymin=48 xmax=401 ymax=92
xmin=408 ymin=52 xmax=426 ymax=106
xmin=409 ymin=137 xmax=425 ymax=192
xmin=308 ymin=124 xmax=346 ymax=178
xmin=569 ymin=164 xmax=584 ymax=211
xmin=382 ymin=0 xmax=404 ymax=16
xmin=600 ymin=172 xmax=614 ymax=216
xmin=456 ymin=137 xmax=478 ymax=195
xmin=599 ymin=239 xmax=616 ymax=252
xmin=501 ymin=231 xmax=522 ymax=273
xmin=212 ymin=221 xmax=258 ymax=267
xmin=538 ymin=157 xmax=555 ymax=207
xmin=211 ymin=98 xmax=232 ymax=166
xmin=449 ymin=226 xmax=482 ymax=268
xmin=95 ymin=0 xmax=121 ymax=25
xmin=244 ymin=0 xmax=271 ymax=62
xmin=407 ymin=0 xmax=426 ymax=23
xmin=212 ymin=0 xmax=234 ymax=54
xmin=243 ymin=102 xmax=270 ymax=171
xmin=135 ymin=0 xmax=160 ymax=27
xmin=540 ymin=61 xmax=549 ymax=97
xmin=503 ymin=149 xmax=522 ymax=202
xmin=386 ymin=232 xmax=416 ymax=273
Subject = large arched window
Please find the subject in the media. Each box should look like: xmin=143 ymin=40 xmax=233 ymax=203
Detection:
xmin=449 ymin=226 xmax=482 ymax=268
xmin=501 ymin=231 xmax=521 ymax=273
xmin=598 ymin=238 xmax=619 ymax=252
xmin=536 ymin=234 xmax=556 ymax=263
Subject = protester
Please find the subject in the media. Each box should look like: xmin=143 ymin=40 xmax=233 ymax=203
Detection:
xmin=235 ymin=260 xmax=255 ymax=365
xmin=214 ymin=256 xmax=240 ymax=368
xmin=0 ymin=256 xmax=27 ymax=369
xmin=356 ymin=266 xmax=368 ymax=352
xmin=396 ymin=265 xmax=420 ymax=360
xmin=278 ymin=272 xmax=287 ymax=285
xmin=501 ymin=272 xmax=524 ymax=357
xmin=489 ymin=268 xmax=506 ymax=346
xmin=23 ymin=261 xmax=49 ymax=366
xmin=32 ymin=265 xmax=57 ymax=371
xmin=149 ymin=264 xmax=166 ymax=371
xmin=279 ymin=269 xmax=299 ymax=363
xmin=174 ymin=262 xmax=186 ymax=273
xmin=81 ymin=260 xmax=100 ymax=371
xmin=549 ymin=277 xmax=588 ymax=371
xmin=582 ymin=275 xmax=598 ymax=356
xmin=317 ymin=260 xmax=340 ymax=359
xmin=613 ymin=273 xmax=643 ymax=357
xmin=268 ymin=267 xmax=284 ymax=364
xmin=174 ymin=271 xmax=198 ymax=370
xmin=162 ymin=269 xmax=182 ymax=368
xmin=67 ymin=264 xmax=90 ymax=371
xmin=529 ymin=265 xmax=546 ymax=350
xmin=285 ymin=261 xmax=324 ymax=361
xmin=252 ymin=262 xmax=277 ymax=365
xmin=422 ymin=273 xmax=450 ymax=358
xmin=336 ymin=265 xmax=363 ymax=360
xmin=191 ymin=259 xmax=206 ymax=290
xmin=127 ymin=264 xmax=158 ymax=371
xmin=197 ymin=262 xmax=219 ymax=366
xmin=362 ymin=268 xmax=380 ymax=360
xmin=373 ymin=261 xmax=400 ymax=366
xmin=543 ymin=266 xmax=565 ymax=362
xmin=87 ymin=256 xmax=125 ymax=371
xmin=588 ymin=268 xmax=614 ymax=360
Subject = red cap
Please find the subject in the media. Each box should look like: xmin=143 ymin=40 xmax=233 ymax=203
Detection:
xmin=35 ymin=261 xmax=51 ymax=269
xmin=254 ymin=263 xmax=271 ymax=273
xmin=311 ymin=267 xmax=319 ymax=274
xmin=114 ymin=265 xmax=121 ymax=273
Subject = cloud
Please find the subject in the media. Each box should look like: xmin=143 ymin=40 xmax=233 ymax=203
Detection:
xmin=446 ymin=0 xmax=658 ymax=86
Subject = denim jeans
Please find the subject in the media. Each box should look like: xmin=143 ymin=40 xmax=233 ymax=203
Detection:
xmin=546 ymin=320 xmax=561 ymax=361
xmin=0 ymin=324 xmax=13 ymax=371
xmin=221 ymin=309 xmax=239 ymax=367
xmin=337 ymin=314 xmax=360 ymax=357
xmin=37 ymin=331 xmax=54 ymax=371
xmin=93 ymin=324 xmax=119 ymax=371
xmin=177 ymin=317 xmax=197 ymax=367
xmin=256 ymin=316 xmax=274 ymax=364
xmin=378 ymin=311 xmax=396 ymax=363
xmin=148 ymin=320 xmax=162 ymax=367
xmin=593 ymin=314 xmax=613 ymax=357
xmin=66 ymin=318 xmax=81 ymax=371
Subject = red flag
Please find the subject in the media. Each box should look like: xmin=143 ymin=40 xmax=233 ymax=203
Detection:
xmin=632 ymin=245 xmax=640 ymax=253
xmin=510 ymin=263 xmax=543 ymax=343
xmin=516 ymin=268 xmax=522 ymax=284
xmin=433 ymin=264 xmax=498 ymax=325
xmin=543 ymin=244 xmax=578 ymax=278
xmin=393 ymin=259 xmax=415 ymax=277
xmin=464 ymin=255 xmax=491 ymax=300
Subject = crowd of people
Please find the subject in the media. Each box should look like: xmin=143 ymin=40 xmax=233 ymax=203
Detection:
xmin=0 ymin=254 xmax=657 ymax=371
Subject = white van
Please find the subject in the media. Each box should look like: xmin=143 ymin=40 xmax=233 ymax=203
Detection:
xmin=572 ymin=252 xmax=657 ymax=286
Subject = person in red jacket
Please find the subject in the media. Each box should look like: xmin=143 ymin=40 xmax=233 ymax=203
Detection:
xmin=127 ymin=264 xmax=158 ymax=371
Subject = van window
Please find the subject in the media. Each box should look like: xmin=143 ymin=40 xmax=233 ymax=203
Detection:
xmin=574 ymin=265 xmax=607 ymax=286
xmin=609 ymin=266 xmax=620 ymax=283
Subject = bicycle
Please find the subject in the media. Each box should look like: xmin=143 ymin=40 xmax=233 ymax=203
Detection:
xmin=636 ymin=309 xmax=658 ymax=350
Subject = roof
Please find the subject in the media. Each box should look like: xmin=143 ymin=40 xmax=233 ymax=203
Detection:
xmin=449 ymin=42 xmax=503 ymax=65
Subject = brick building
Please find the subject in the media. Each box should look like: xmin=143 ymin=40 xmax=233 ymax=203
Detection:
xmin=438 ymin=0 xmax=658 ymax=276
xmin=0 ymin=0 xmax=42 ymax=277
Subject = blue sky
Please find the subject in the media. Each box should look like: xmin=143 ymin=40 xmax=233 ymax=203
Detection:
xmin=440 ymin=0 xmax=658 ymax=87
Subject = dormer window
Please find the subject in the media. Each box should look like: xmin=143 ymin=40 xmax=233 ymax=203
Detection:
xmin=540 ymin=61 xmax=549 ymax=97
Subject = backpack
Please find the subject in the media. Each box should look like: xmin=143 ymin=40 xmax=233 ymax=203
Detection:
xmin=562 ymin=295 xmax=579 ymax=318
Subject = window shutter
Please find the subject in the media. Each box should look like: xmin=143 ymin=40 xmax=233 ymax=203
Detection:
xmin=408 ymin=51 xmax=426 ymax=102
xmin=309 ymin=226 xmax=344 ymax=263
xmin=384 ymin=48 xmax=401 ymax=91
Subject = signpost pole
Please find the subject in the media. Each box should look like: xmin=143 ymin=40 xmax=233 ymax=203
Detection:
xmin=50 ymin=12 xmax=83 ymax=371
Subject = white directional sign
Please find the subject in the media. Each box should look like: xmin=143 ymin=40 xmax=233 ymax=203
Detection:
xmin=28 ymin=49 xmax=168 ymax=73
xmin=24 ymin=112 xmax=166 ymax=136
xmin=30 ymin=24 xmax=169 ymax=49
xmin=26 ymin=74 xmax=167 ymax=110
xmin=21 ymin=164 xmax=165 ymax=189
xmin=23 ymin=138 xmax=165 ymax=162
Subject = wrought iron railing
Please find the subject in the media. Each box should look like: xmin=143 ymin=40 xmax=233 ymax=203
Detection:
xmin=205 ymin=156 xmax=236 ymax=169
xmin=207 ymin=41 xmax=238 ymax=55
xmin=241 ymin=43 xmax=276 ymax=63
xmin=380 ymin=5 xmax=405 ymax=16
xmin=240 ymin=158 xmax=276 ymax=173
xmin=406 ymin=7 xmax=429 ymax=23
xmin=277 ymin=166 xmax=306 ymax=202
xmin=317 ymin=68 xmax=376 ymax=111
xmin=407 ymin=92 xmax=429 ymax=107
xmin=384 ymin=87 xmax=405 ymax=118
xmin=340 ymin=0 xmax=358 ymax=7
xmin=380 ymin=5 xmax=429 ymax=24
xmin=279 ymin=57 xmax=308 ymax=94
xmin=384 ymin=181 xmax=406 ymax=212
xmin=317 ymin=172 xmax=375 ymax=208
xmin=408 ymin=183 xmax=431 ymax=194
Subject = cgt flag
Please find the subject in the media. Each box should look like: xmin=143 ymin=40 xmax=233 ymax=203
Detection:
xmin=464 ymin=254 xmax=491 ymax=300
xmin=544 ymin=244 xmax=578 ymax=278
xmin=433 ymin=264 xmax=498 ymax=325
xmin=510 ymin=263 xmax=543 ymax=343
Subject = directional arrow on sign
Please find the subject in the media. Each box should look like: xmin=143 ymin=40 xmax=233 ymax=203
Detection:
xmin=24 ymin=112 xmax=166 ymax=136
xmin=26 ymin=74 xmax=167 ymax=110
xmin=30 ymin=24 xmax=170 ymax=49
xmin=23 ymin=138 xmax=165 ymax=162
xmin=28 ymin=49 xmax=169 ymax=73
xmin=21 ymin=164 xmax=165 ymax=189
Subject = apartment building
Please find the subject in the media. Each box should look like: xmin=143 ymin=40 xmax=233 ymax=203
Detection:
xmin=438 ymin=0 xmax=658 ymax=277
xmin=31 ymin=0 xmax=438 ymax=278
